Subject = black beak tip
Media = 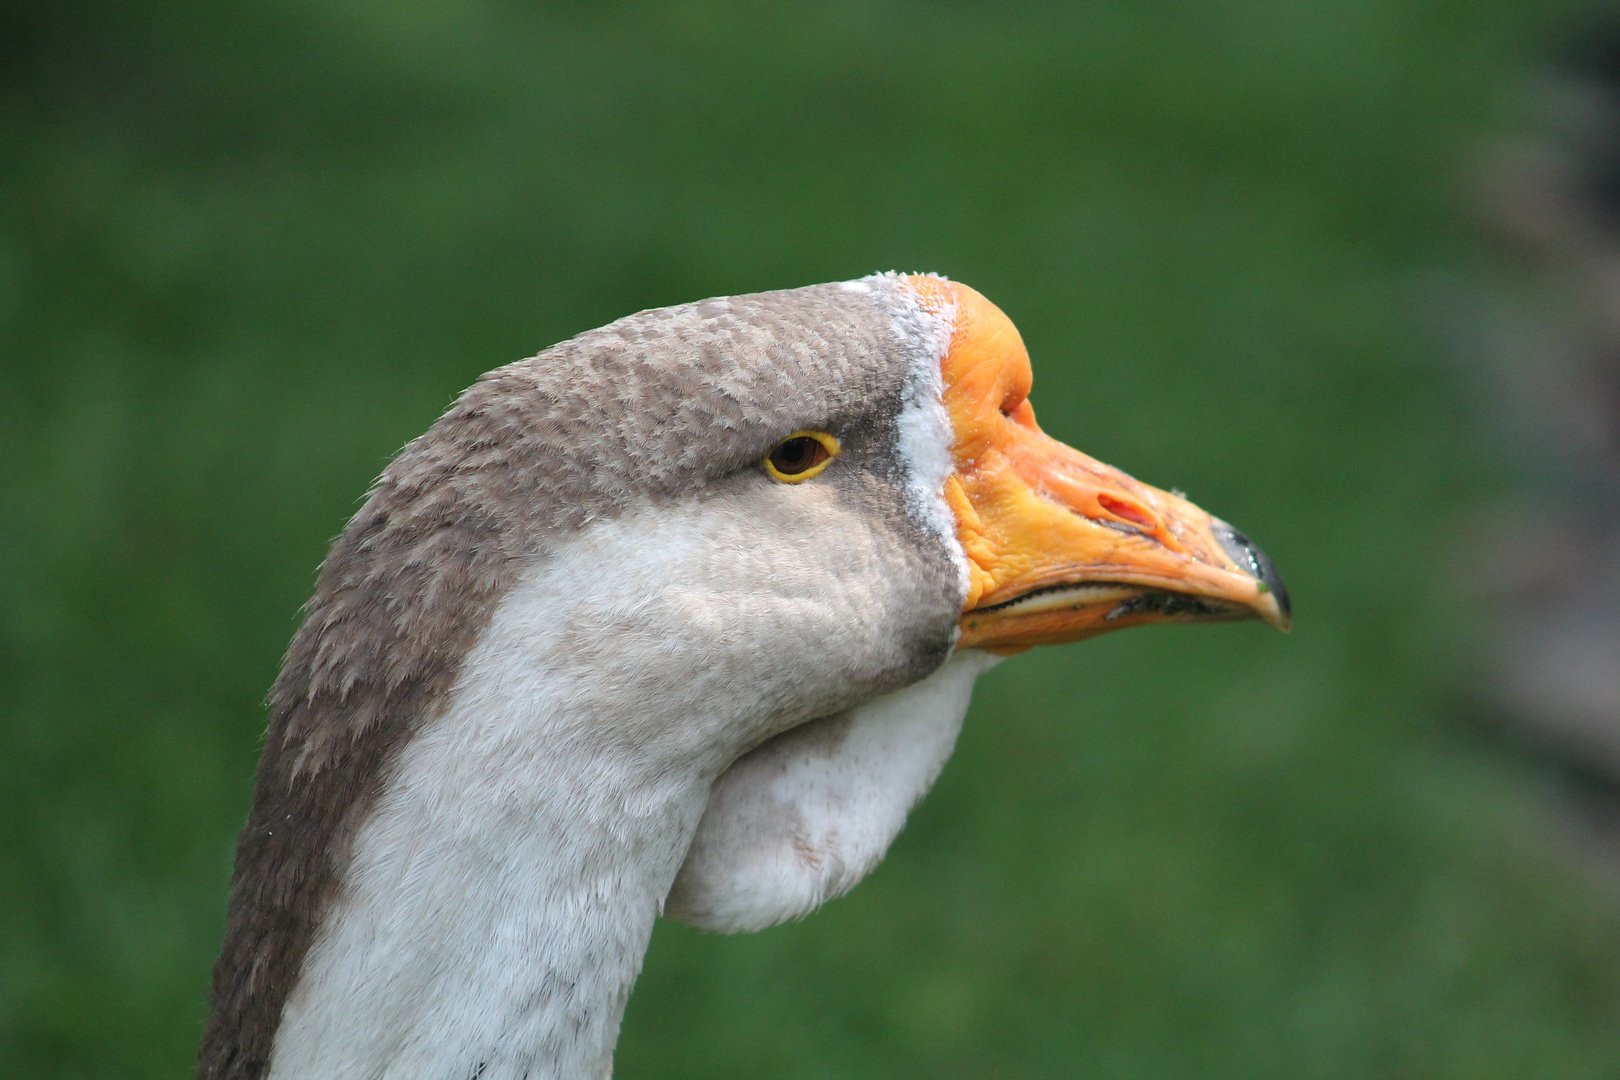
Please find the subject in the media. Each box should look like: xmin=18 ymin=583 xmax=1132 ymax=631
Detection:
xmin=1213 ymin=520 xmax=1291 ymax=627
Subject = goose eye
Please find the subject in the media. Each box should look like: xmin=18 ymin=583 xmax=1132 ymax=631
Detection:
xmin=764 ymin=430 xmax=840 ymax=483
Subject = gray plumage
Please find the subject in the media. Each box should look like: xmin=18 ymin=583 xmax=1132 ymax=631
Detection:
xmin=200 ymin=275 xmax=962 ymax=1079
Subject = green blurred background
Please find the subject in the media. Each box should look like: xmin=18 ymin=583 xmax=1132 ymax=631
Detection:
xmin=5 ymin=2 xmax=1618 ymax=1077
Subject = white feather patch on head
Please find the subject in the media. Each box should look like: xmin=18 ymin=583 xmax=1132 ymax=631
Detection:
xmin=860 ymin=272 xmax=967 ymax=603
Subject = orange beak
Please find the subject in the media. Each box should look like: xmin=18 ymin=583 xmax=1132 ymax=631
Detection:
xmin=904 ymin=276 xmax=1291 ymax=654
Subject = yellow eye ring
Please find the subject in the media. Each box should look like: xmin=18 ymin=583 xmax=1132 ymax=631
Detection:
xmin=763 ymin=430 xmax=841 ymax=483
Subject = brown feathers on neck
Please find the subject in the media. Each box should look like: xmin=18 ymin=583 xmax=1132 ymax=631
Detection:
xmin=197 ymin=395 xmax=525 ymax=1079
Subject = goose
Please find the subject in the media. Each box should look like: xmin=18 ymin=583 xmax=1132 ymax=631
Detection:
xmin=199 ymin=272 xmax=1289 ymax=1079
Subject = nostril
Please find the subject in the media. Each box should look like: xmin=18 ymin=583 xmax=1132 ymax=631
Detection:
xmin=1097 ymin=494 xmax=1159 ymax=533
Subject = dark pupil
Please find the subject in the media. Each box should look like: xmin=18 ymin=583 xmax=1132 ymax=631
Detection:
xmin=774 ymin=437 xmax=817 ymax=473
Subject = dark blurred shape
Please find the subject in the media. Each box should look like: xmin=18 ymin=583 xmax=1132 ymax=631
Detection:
xmin=1459 ymin=10 xmax=1620 ymax=876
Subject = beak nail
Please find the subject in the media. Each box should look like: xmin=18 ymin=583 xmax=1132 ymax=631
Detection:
xmin=1213 ymin=519 xmax=1291 ymax=627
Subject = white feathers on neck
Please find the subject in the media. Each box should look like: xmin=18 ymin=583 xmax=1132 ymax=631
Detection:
xmin=268 ymin=516 xmax=724 ymax=1080
xmin=667 ymin=648 xmax=998 ymax=933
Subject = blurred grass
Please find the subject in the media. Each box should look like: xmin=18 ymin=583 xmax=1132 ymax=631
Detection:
xmin=4 ymin=1 xmax=1618 ymax=1076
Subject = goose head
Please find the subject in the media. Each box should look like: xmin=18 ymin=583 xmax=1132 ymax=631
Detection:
xmin=201 ymin=272 xmax=1287 ymax=1079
